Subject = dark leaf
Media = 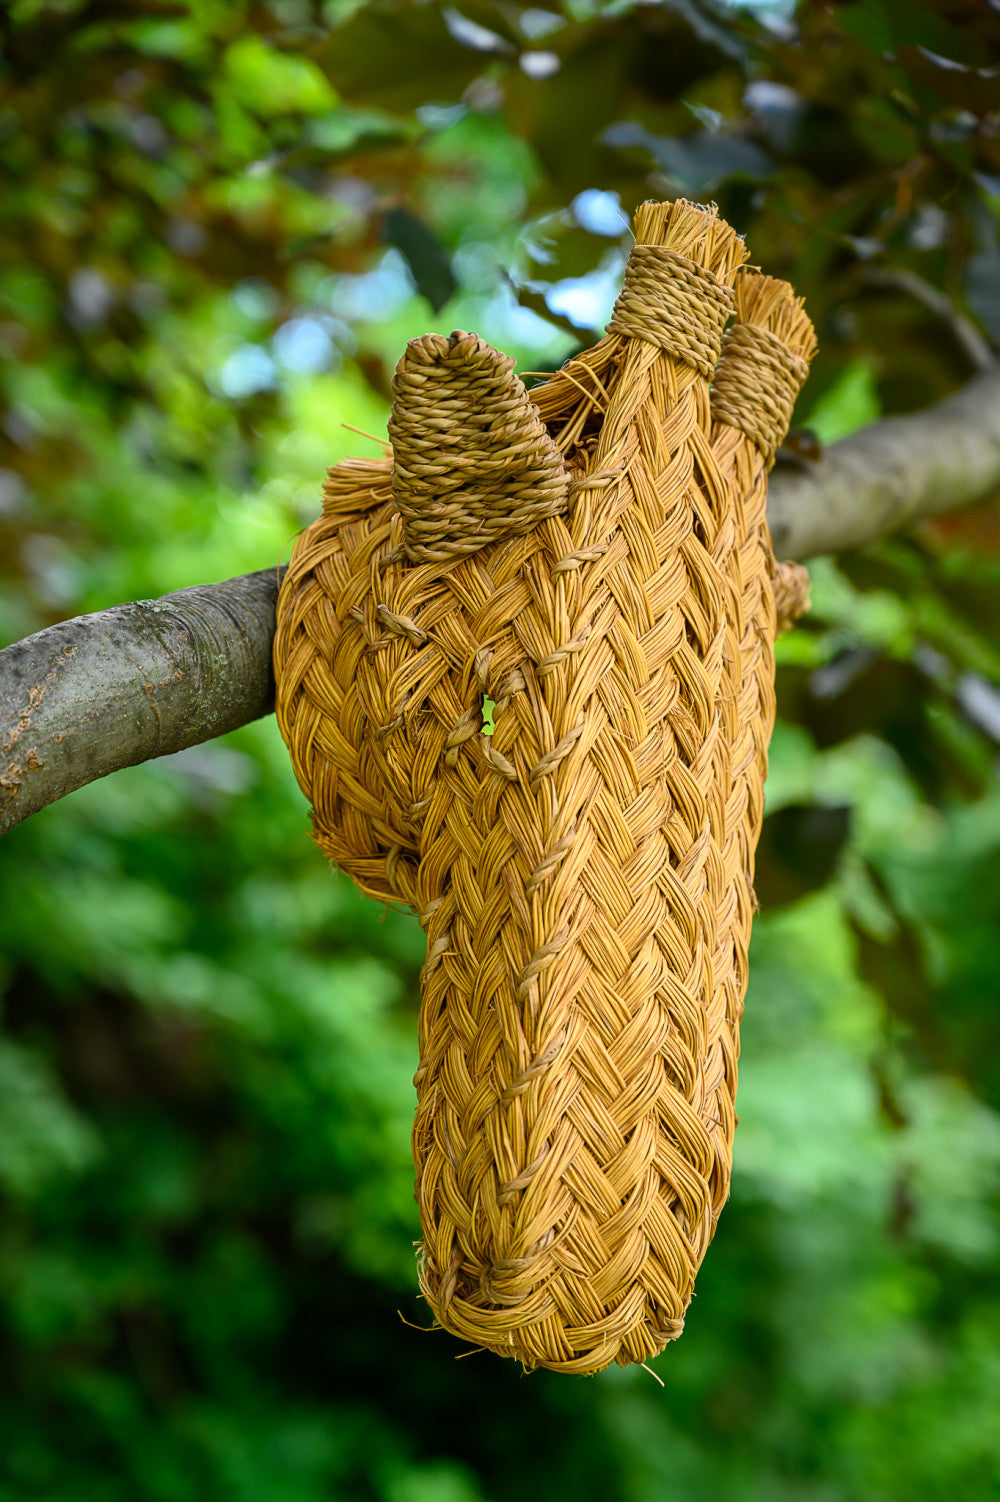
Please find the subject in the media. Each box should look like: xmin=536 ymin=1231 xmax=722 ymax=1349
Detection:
xmin=855 ymin=858 xmax=1000 ymax=1108
xmin=787 ymin=650 xmax=989 ymax=801
xmin=314 ymin=5 xmax=486 ymax=111
xmin=442 ymin=6 xmax=515 ymax=55
xmin=660 ymin=0 xmax=749 ymax=60
xmin=840 ymin=0 xmax=990 ymax=67
xmin=381 ymin=207 xmax=456 ymax=313
xmin=602 ymin=120 xmax=774 ymax=193
xmin=779 ymin=428 xmax=824 ymax=465
xmin=755 ymin=802 xmax=852 ymax=909
xmin=897 ymin=45 xmax=1000 ymax=114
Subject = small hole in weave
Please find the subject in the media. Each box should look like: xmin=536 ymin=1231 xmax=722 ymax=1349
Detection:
xmin=482 ymin=694 xmax=497 ymax=736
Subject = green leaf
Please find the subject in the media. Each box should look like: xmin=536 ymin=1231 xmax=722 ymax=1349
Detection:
xmin=223 ymin=36 xmax=339 ymax=117
xmin=0 ymin=1039 xmax=101 ymax=1194
xmin=803 ymin=359 xmax=881 ymax=444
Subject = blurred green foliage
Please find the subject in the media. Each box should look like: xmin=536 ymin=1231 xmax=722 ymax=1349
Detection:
xmin=2 ymin=1 xmax=1000 ymax=1498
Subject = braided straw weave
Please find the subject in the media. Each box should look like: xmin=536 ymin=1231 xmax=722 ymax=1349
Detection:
xmin=705 ymin=268 xmax=819 ymax=919
xmin=274 ymin=200 xmax=815 ymax=1373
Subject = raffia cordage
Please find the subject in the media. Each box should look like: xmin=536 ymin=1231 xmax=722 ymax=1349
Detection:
xmin=273 ymin=199 xmax=817 ymax=1374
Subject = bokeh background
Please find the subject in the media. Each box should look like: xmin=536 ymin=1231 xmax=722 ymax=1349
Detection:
xmin=2 ymin=1 xmax=1000 ymax=1498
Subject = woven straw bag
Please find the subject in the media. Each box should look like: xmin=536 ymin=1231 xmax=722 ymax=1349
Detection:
xmin=274 ymin=199 xmax=816 ymax=1374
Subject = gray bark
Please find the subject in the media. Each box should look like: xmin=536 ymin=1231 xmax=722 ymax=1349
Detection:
xmin=1 ymin=570 xmax=281 ymax=836
xmin=768 ymin=363 xmax=1000 ymax=560
xmin=2 ymin=362 xmax=1000 ymax=836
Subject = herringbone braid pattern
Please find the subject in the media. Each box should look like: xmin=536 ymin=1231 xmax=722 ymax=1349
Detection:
xmin=273 ymin=200 xmax=814 ymax=1374
xmin=702 ymin=274 xmax=818 ymax=1167
xmin=409 ymin=199 xmax=748 ymax=1373
xmin=709 ymin=267 xmax=818 ymax=789
xmin=275 ymin=457 xmax=411 ymax=906
xmin=273 ymin=335 xmax=628 ymax=909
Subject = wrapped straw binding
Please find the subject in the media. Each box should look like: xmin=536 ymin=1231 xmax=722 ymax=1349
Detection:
xmin=273 ymin=200 xmax=816 ymax=1374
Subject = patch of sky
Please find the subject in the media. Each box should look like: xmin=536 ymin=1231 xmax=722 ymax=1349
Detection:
xmin=319 ymin=249 xmax=416 ymax=324
xmin=474 ymin=285 xmax=575 ymax=362
xmin=543 ymin=250 xmax=628 ymax=331
xmin=571 ymin=188 xmax=626 ymax=237
xmin=519 ymin=51 xmax=560 ymax=77
xmin=67 ymin=267 xmax=116 ymax=327
xmin=272 ymin=316 xmax=340 ymax=374
xmin=231 ymin=277 xmax=280 ymax=322
xmin=213 ymin=343 xmax=276 ymax=399
xmin=519 ymin=8 xmax=566 ymax=39
xmin=742 ymin=79 xmax=804 ymax=153
xmin=956 ymin=673 xmax=1000 ymax=745
xmin=908 ymin=202 xmax=949 ymax=251
xmin=450 ymin=240 xmax=497 ymax=292
xmin=715 ymin=0 xmax=798 ymax=19
xmin=743 ymin=79 xmax=799 ymax=112
xmin=415 ymin=103 xmax=467 ymax=131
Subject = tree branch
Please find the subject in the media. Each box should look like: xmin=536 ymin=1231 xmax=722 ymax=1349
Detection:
xmin=3 ymin=363 xmax=1000 ymax=835
xmin=1 ymin=570 xmax=281 ymax=836
xmin=768 ymin=362 xmax=1000 ymax=559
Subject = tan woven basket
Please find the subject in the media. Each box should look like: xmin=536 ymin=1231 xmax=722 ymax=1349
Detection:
xmin=274 ymin=199 xmax=816 ymax=1374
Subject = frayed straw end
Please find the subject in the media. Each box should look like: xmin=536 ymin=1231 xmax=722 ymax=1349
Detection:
xmin=710 ymin=268 xmax=818 ymax=463
xmin=732 ymin=269 xmax=818 ymax=364
xmin=633 ymin=197 xmax=749 ymax=282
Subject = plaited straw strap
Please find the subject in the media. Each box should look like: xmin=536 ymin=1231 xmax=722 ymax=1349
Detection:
xmin=709 ymin=275 xmax=816 ymax=634
xmin=606 ymin=243 xmax=734 ymax=378
xmin=711 ymin=320 xmax=810 ymax=464
xmin=389 ymin=330 xmax=568 ymax=565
